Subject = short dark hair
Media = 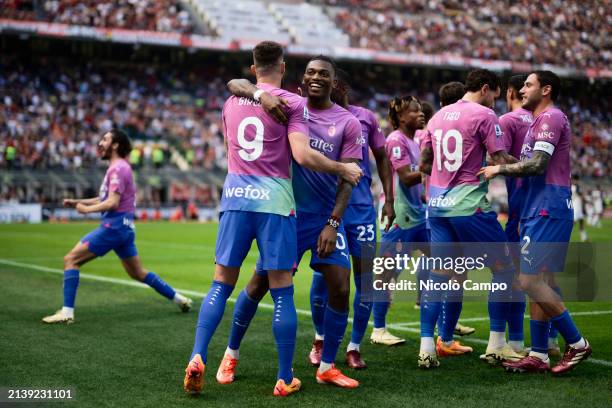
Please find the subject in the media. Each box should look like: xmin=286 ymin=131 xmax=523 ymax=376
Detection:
xmin=532 ymin=70 xmax=561 ymax=101
xmin=109 ymin=128 xmax=132 ymax=158
xmin=439 ymin=81 xmax=465 ymax=107
xmin=508 ymin=74 xmax=527 ymax=99
xmin=464 ymin=69 xmax=500 ymax=93
xmin=507 ymin=74 xmax=527 ymax=94
xmin=253 ymin=41 xmax=284 ymax=75
xmin=420 ymin=101 xmax=435 ymax=123
xmin=388 ymin=95 xmax=420 ymax=130
xmin=335 ymin=68 xmax=350 ymax=88
xmin=308 ymin=54 xmax=337 ymax=76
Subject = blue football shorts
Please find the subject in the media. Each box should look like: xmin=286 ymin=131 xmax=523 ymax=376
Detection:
xmin=519 ymin=216 xmax=573 ymax=275
xmin=215 ymin=210 xmax=297 ymax=271
xmin=256 ymin=211 xmax=350 ymax=276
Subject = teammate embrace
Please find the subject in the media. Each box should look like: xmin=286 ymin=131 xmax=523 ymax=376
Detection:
xmin=37 ymin=37 xmax=593 ymax=400
xmin=183 ymin=41 xmax=364 ymax=396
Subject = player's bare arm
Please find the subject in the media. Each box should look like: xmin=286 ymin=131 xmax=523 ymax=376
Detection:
xmin=489 ymin=150 xmax=519 ymax=165
xmin=63 ymin=197 xmax=100 ymax=207
xmin=227 ymin=78 xmax=289 ymax=124
xmin=372 ymin=147 xmax=395 ymax=231
xmin=76 ymin=192 xmax=120 ymax=214
xmin=317 ymin=158 xmax=358 ymax=258
xmin=288 ymin=132 xmax=362 ymax=186
xmin=396 ymin=164 xmax=422 ymax=188
xmin=419 ymin=146 xmax=433 ymax=175
xmin=478 ymin=150 xmax=550 ymax=180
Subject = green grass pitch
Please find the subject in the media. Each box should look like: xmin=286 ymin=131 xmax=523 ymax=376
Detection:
xmin=1 ymin=220 xmax=611 ymax=407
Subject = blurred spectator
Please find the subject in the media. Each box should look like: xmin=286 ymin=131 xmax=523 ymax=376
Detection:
xmin=325 ymin=0 xmax=610 ymax=70
xmin=0 ymin=54 xmax=609 ymax=184
xmin=1 ymin=0 xmax=200 ymax=34
xmin=0 ymin=55 xmax=227 ymax=171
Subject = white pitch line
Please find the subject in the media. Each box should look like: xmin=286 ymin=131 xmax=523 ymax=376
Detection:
xmin=394 ymin=310 xmax=612 ymax=327
xmin=1 ymin=258 xmax=611 ymax=368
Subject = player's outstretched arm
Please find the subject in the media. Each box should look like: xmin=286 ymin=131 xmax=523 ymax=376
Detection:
xmin=317 ymin=159 xmax=357 ymax=258
xmin=372 ymin=147 xmax=395 ymax=231
xmin=63 ymin=197 xmax=100 ymax=207
xmin=478 ymin=151 xmax=550 ymax=180
xmin=227 ymin=79 xmax=289 ymax=124
xmin=419 ymin=146 xmax=433 ymax=175
xmin=75 ymin=192 xmax=120 ymax=214
xmin=289 ymin=132 xmax=362 ymax=186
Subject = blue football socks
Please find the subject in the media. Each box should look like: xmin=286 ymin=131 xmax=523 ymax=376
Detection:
xmin=270 ymin=285 xmax=297 ymax=383
xmin=191 ymin=280 xmax=234 ymax=363
xmin=144 ymin=272 xmax=176 ymax=300
xmin=63 ymin=269 xmax=80 ymax=308
xmin=228 ymin=289 xmax=259 ymax=350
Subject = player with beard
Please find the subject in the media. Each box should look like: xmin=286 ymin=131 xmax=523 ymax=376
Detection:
xmin=42 ymin=129 xmax=193 ymax=324
xmin=421 ymin=86 xmax=477 ymax=338
xmin=216 ymin=55 xmax=363 ymax=388
xmin=479 ymin=70 xmax=592 ymax=374
xmin=184 ymin=43 xmax=362 ymax=397
xmin=478 ymin=74 xmax=533 ymax=364
xmin=418 ymin=69 xmax=518 ymax=368
xmin=306 ymin=69 xmax=396 ymax=368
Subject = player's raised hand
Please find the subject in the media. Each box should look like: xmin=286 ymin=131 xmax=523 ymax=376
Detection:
xmin=260 ymin=92 xmax=289 ymax=124
xmin=381 ymin=201 xmax=396 ymax=232
xmin=317 ymin=225 xmax=337 ymax=258
xmin=339 ymin=162 xmax=363 ymax=186
xmin=477 ymin=165 xmax=501 ymax=180
xmin=63 ymin=198 xmax=77 ymax=208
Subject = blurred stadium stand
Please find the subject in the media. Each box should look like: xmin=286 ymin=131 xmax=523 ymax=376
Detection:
xmin=0 ymin=0 xmax=609 ymax=217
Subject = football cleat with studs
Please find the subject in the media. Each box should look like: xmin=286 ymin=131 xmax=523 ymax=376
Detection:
xmin=436 ymin=337 xmax=473 ymax=357
xmin=551 ymin=340 xmax=592 ymax=375
xmin=184 ymin=354 xmax=205 ymax=394
xmin=273 ymin=377 xmax=301 ymax=397
xmin=503 ymin=355 xmax=550 ymax=373
xmin=418 ymin=352 xmax=440 ymax=369
xmin=42 ymin=310 xmax=74 ymax=325
xmin=370 ymin=328 xmax=406 ymax=346
xmin=216 ymin=354 xmax=238 ymax=384
xmin=479 ymin=344 xmax=524 ymax=365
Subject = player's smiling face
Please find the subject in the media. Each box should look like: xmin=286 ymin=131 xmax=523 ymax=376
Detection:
xmin=303 ymin=60 xmax=336 ymax=100
xmin=399 ymin=101 xmax=425 ymax=130
xmin=520 ymin=73 xmax=542 ymax=111
xmin=98 ymin=132 xmax=114 ymax=160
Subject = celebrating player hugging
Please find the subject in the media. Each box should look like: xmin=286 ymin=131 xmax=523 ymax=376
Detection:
xmin=179 ymin=42 xmax=593 ymax=395
xmin=183 ymin=41 xmax=363 ymax=396
xmin=41 ymin=41 xmax=593 ymax=398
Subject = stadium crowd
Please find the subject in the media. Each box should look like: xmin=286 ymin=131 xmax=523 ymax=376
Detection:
xmin=1 ymin=0 xmax=198 ymax=34
xmin=335 ymin=2 xmax=612 ymax=68
xmin=0 ymin=56 xmax=227 ymax=171
xmin=1 ymin=56 xmax=610 ymax=181
xmin=323 ymin=0 xmax=609 ymax=70
xmin=2 ymin=0 xmax=609 ymax=70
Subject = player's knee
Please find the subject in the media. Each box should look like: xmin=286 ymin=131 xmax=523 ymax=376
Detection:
xmin=328 ymin=293 xmax=349 ymax=312
xmin=63 ymin=253 xmax=77 ymax=268
xmin=330 ymin=282 xmax=350 ymax=303
xmin=246 ymin=279 xmax=268 ymax=302
xmin=517 ymin=274 xmax=538 ymax=292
